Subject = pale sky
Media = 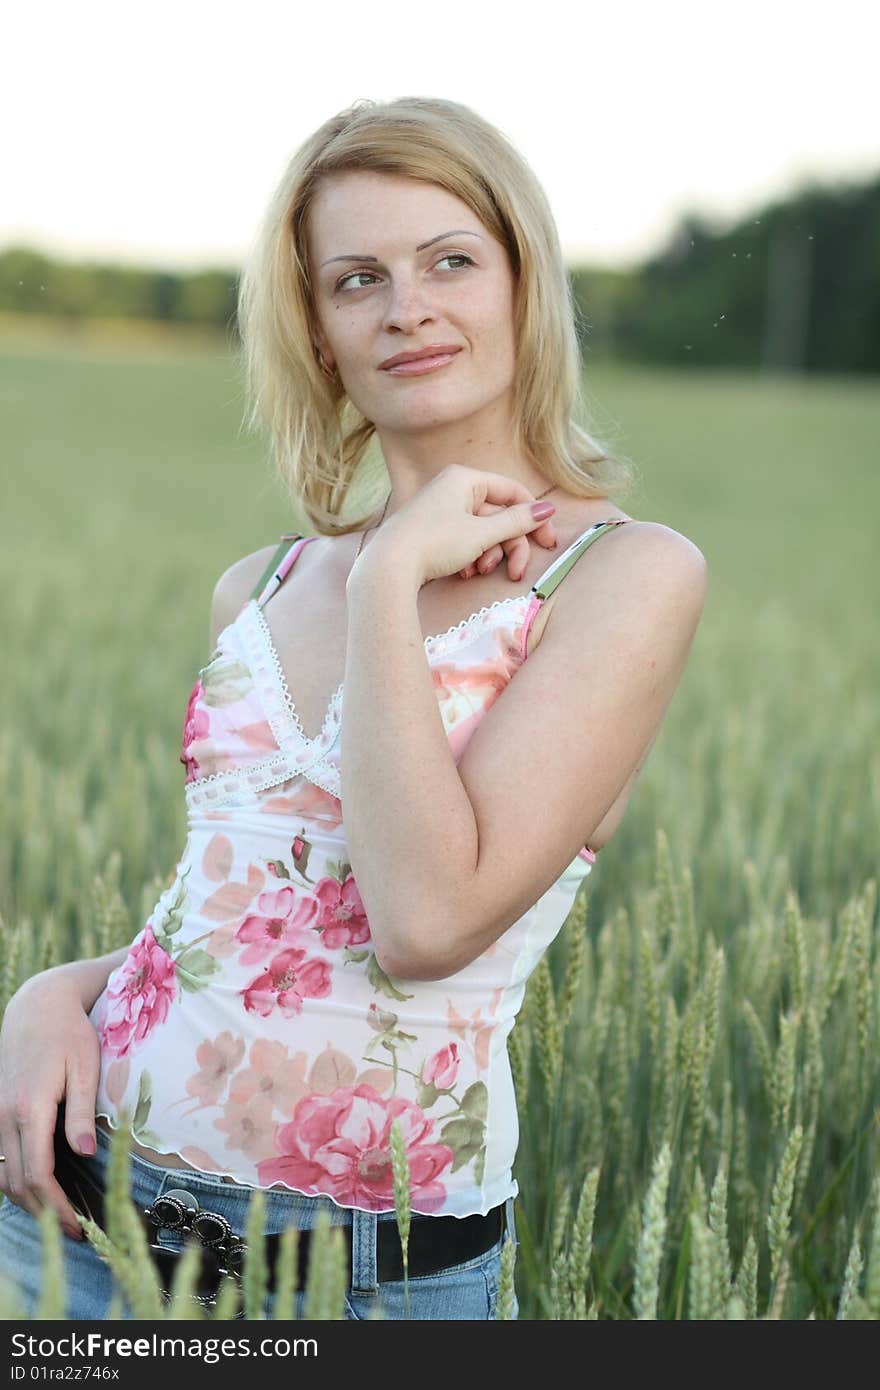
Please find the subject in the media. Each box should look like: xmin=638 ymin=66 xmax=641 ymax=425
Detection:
xmin=4 ymin=0 xmax=877 ymax=273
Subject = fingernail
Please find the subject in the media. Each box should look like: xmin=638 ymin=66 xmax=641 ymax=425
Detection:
xmin=77 ymin=1134 xmax=96 ymax=1156
xmin=531 ymin=502 xmax=555 ymax=520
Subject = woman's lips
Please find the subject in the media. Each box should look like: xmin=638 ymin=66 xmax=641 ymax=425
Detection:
xmin=383 ymin=351 xmax=460 ymax=376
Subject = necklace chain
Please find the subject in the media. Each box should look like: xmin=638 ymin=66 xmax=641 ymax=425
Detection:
xmin=354 ymin=482 xmax=557 ymax=563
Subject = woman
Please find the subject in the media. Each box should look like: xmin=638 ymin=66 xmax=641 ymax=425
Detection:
xmin=0 ymin=96 xmax=707 ymax=1320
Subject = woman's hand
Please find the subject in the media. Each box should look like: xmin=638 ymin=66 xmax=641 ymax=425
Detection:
xmin=0 ymin=974 xmax=101 ymax=1240
xmin=353 ymin=465 xmax=559 ymax=589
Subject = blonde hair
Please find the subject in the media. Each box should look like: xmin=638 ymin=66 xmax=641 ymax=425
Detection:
xmin=236 ymin=95 xmax=636 ymax=535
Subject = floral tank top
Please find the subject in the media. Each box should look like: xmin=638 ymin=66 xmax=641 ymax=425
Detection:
xmin=88 ymin=518 xmax=631 ymax=1217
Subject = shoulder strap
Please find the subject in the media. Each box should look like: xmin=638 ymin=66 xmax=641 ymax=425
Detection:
xmin=518 ymin=518 xmax=633 ymax=665
xmin=249 ymin=533 xmax=314 ymax=606
xmin=526 ymin=522 xmax=630 ymax=868
xmin=531 ymin=519 xmax=631 ymax=600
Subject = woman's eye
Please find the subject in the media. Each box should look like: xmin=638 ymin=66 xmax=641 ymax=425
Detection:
xmin=334 ymin=253 xmax=474 ymax=294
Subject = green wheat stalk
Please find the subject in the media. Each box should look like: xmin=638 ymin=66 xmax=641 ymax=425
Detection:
xmin=633 ymin=1141 xmax=671 ymax=1319
xmin=531 ymin=955 xmax=562 ymax=1102
xmin=836 ymin=1223 xmax=864 ymax=1320
xmin=707 ymin=1155 xmax=732 ymax=1312
xmin=242 ymin=1186 xmax=268 ymax=1318
xmin=863 ymin=1170 xmax=880 ymax=1317
xmin=271 ymin=1223 xmax=301 ymax=1320
xmin=35 ymin=1207 xmax=66 ymax=1319
xmin=568 ymin=1165 xmax=600 ymax=1319
xmin=783 ymin=890 xmax=807 ymax=1015
xmin=389 ymin=1117 xmax=412 ymax=1320
xmin=301 ymin=1210 xmax=346 ymax=1320
xmin=771 ymin=1007 xmax=801 ymax=1135
xmin=166 ymin=1240 xmax=207 ymax=1320
xmin=496 ymin=1221 xmax=518 ymax=1320
xmin=766 ymin=1122 xmax=804 ymax=1291
xmin=688 ymin=1210 xmax=716 ymax=1319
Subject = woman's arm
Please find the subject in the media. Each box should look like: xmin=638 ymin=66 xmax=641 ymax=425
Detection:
xmin=0 ymin=945 xmax=130 ymax=1233
xmin=341 ymin=522 xmax=706 ymax=981
xmin=20 ymin=946 xmax=130 ymax=1013
xmin=341 ymin=549 xmax=482 ymax=977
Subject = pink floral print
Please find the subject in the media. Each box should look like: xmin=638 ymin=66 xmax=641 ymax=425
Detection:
xmin=226 ymin=1038 xmax=310 ymax=1117
xmin=259 ymin=782 xmax=344 ymax=826
xmin=212 ymin=1039 xmax=311 ymax=1159
xmin=421 ymin=1042 xmax=460 ymax=1090
xmin=180 ymin=647 xmax=276 ymax=785
xmin=431 ymin=654 xmax=516 ymax=762
xmin=241 ymin=947 xmax=332 ymax=1019
xmin=185 ymin=1031 xmax=247 ymax=1106
xmin=255 ymin=1082 xmax=455 ymax=1212
xmin=180 ymin=680 xmax=210 ymax=784
xmin=235 ymin=884 xmax=319 ymax=965
xmin=312 ymin=874 xmax=371 ymax=949
xmin=99 ymin=925 xmax=178 ymax=1059
xmin=214 ymin=1093 xmax=276 ymax=1159
xmin=446 ymin=992 xmax=504 ymax=1073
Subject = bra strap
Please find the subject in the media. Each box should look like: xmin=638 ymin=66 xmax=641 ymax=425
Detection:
xmin=519 ymin=518 xmax=631 ymax=663
xmin=531 ymin=519 xmax=631 ymax=601
xmin=249 ymin=534 xmax=315 ymax=606
xmin=519 ymin=519 xmax=632 ymax=864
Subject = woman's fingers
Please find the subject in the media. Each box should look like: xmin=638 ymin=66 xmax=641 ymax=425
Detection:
xmin=506 ymin=536 xmax=531 ymax=582
xmin=0 ymin=1107 xmax=84 ymax=1238
xmin=461 ymin=534 xmax=528 ymax=581
xmin=63 ymin=1049 xmax=100 ymax=1165
xmin=0 ymin=1115 xmax=41 ymax=1222
xmin=460 ymin=498 xmax=556 ymax=580
xmin=0 ymin=1115 xmax=23 ymax=1202
xmin=476 ymin=545 xmax=504 ymax=574
xmin=24 ymin=1105 xmax=84 ymax=1238
xmin=0 ymin=983 xmax=101 ymax=1241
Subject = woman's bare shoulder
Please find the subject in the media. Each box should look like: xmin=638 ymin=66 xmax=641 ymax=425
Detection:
xmin=208 ymin=542 xmax=288 ymax=648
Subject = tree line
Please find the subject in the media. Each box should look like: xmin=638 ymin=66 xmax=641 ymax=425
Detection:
xmin=2 ymin=171 xmax=877 ymax=373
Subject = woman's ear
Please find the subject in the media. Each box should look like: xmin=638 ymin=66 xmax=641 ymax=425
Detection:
xmin=312 ymin=325 xmax=334 ymax=373
xmin=314 ymin=343 xmax=335 ymax=377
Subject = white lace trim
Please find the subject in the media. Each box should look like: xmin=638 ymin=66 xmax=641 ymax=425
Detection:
xmin=249 ymin=600 xmax=344 ymax=750
xmin=295 ymin=756 xmax=342 ymax=799
xmin=182 ymin=592 xmax=533 ymax=812
xmin=184 ymin=751 xmax=302 ymax=812
xmin=247 ymin=592 xmax=531 ymax=754
xmin=421 ymin=594 xmax=531 ymax=659
xmin=311 ymin=755 xmax=341 ymax=800
xmin=240 ymin=603 xmax=342 ymax=773
xmin=184 ymin=613 xmax=342 ymax=810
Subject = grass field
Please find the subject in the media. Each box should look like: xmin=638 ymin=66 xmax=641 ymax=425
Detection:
xmin=1 ymin=329 xmax=878 ymax=1318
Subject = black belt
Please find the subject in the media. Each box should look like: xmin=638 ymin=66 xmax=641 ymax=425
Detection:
xmin=141 ymin=1186 xmax=503 ymax=1288
xmin=54 ymin=1131 xmax=505 ymax=1295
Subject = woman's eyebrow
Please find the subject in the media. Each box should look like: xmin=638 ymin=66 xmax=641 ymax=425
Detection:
xmin=320 ymin=229 xmax=483 ymax=268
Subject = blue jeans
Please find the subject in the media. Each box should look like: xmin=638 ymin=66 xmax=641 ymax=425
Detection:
xmin=0 ymin=1125 xmax=518 ymax=1320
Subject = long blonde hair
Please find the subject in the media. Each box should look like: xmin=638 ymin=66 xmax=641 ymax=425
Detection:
xmin=236 ymin=96 xmax=636 ymax=535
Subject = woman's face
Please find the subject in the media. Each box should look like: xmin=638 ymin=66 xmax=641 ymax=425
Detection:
xmin=306 ymin=171 xmax=518 ymax=436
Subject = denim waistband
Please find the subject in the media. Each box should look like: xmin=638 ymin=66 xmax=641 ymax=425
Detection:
xmin=90 ymin=1124 xmax=514 ymax=1295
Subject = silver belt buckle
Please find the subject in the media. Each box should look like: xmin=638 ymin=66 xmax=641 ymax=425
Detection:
xmin=143 ymin=1188 xmax=247 ymax=1291
xmin=143 ymin=1187 xmax=200 ymax=1233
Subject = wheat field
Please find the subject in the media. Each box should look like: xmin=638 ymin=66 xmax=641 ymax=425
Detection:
xmin=1 ymin=335 xmax=878 ymax=1319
